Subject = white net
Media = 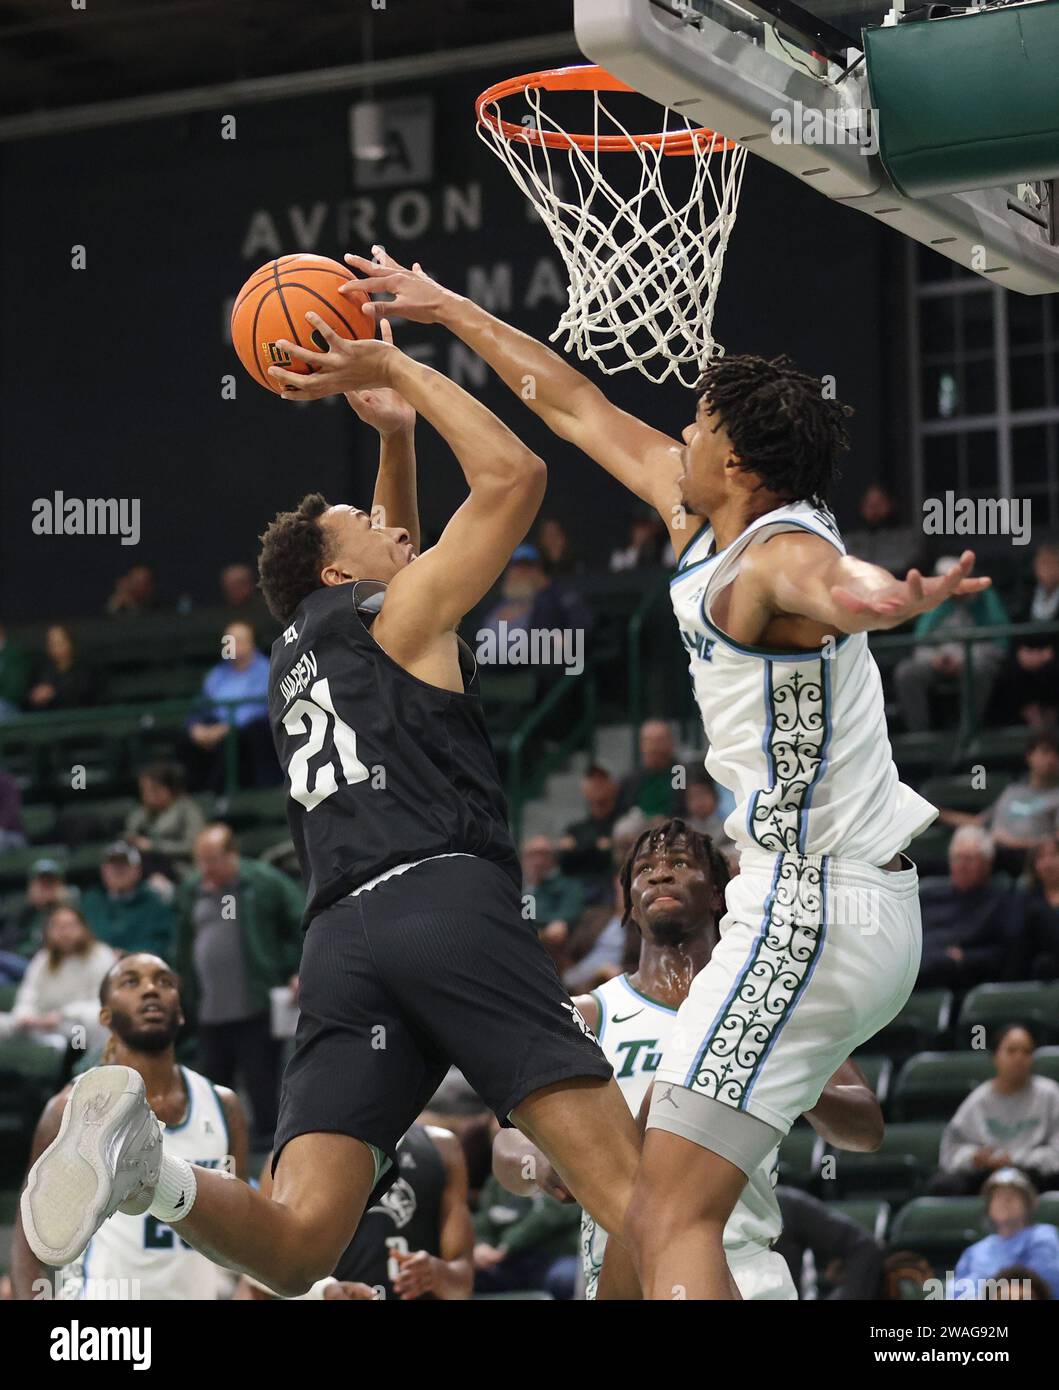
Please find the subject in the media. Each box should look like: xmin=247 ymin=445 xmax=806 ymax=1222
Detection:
xmin=477 ymin=74 xmax=747 ymax=388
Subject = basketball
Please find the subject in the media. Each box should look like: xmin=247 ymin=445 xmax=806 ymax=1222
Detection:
xmin=230 ymin=253 xmax=374 ymax=393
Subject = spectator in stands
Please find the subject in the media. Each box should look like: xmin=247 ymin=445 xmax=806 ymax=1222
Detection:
xmin=557 ymin=764 xmax=621 ymax=898
xmin=775 ymin=1186 xmax=884 ymax=1298
xmin=220 ymin=562 xmax=274 ymax=631
xmin=186 ymin=621 xmax=275 ymax=790
xmin=950 ymin=1168 xmax=1059 ymax=1299
xmin=535 ymin=517 xmax=577 ymax=578
xmin=894 ymin=557 xmax=1011 ymax=732
xmin=124 ymin=761 xmax=206 ymax=882
xmin=841 ymin=483 xmax=920 ymax=577
xmin=105 ymin=564 xmax=157 ymax=617
xmin=80 ymin=841 xmax=175 ymax=958
xmin=0 ymin=904 xmax=115 ymax=1050
xmin=174 ymin=823 xmax=302 ymax=1148
xmin=0 ymin=765 xmax=26 ymax=851
xmin=618 ymin=719 xmax=688 ymax=818
xmin=562 ymin=873 xmax=627 ymax=993
xmin=521 ymin=835 xmax=585 ymax=961
xmin=479 ymin=545 xmax=591 ymax=653
xmin=0 ymin=621 xmax=32 ymax=718
xmin=0 ymin=859 xmax=74 ymax=958
xmin=473 ymin=1162 xmax=581 ymax=1299
xmin=609 ymin=508 xmax=674 ymax=572
xmin=939 ymin=733 xmax=1059 ymax=878
xmin=1025 ymin=836 xmax=1059 ymax=979
xmin=683 ymin=769 xmax=730 ymax=842
xmin=932 ymin=1024 xmax=1059 ymax=1195
xmin=917 ymin=827 xmax=1013 ymax=989
xmin=990 ymin=541 xmax=1059 ymax=728
xmin=27 ymin=624 xmax=98 ymax=712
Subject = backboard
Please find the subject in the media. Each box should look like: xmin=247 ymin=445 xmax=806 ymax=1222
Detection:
xmin=574 ymin=0 xmax=1059 ymax=293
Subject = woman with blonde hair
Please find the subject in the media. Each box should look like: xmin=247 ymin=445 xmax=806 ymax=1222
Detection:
xmin=0 ymin=904 xmax=116 ymax=1050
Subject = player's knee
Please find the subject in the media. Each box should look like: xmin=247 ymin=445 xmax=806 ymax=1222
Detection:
xmin=624 ymin=1180 xmax=726 ymax=1261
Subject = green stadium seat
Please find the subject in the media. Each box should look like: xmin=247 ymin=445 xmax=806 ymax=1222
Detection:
xmin=0 ymin=983 xmax=19 ymax=1011
xmin=830 ymin=1121 xmax=945 ymax=1203
xmin=828 ymin=1198 xmax=891 ymax=1243
xmin=964 ymin=727 xmax=1039 ymax=771
xmin=851 ymin=1054 xmax=894 ymax=1110
xmin=958 ymin=982 xmax=1059 ymax=1044
xmin=889 ymin=1197 xmax=987 ymax=1273
xmin=0 ymin=844 xmax=64 ymax=890
xmin=867 ymin=989 xmax=953 ymax=1056
xmin=1034 ymin=1046 xmax=1059 ymax=1085
xmin=889 ymin=732 xmax=953 ymax=778
xmin=907 ymin=823 xmax=951 ymax=874
xmin=777 ymin=1127 xmax=825 ymax=1191
xmin=237 ymin=826 xmax=292 ymax=858
xmin=921 ymin=773 xmax=1013 ymax=814
xmin=891 ymin=1050 xmax=993 ymax=1121
xmin=20 ymin=803 xmax=58 ymax=843
xmin=58 ymin=796 xmax=137 ymax=843
xmin=215 ymin=787 xmax=289 ymax=829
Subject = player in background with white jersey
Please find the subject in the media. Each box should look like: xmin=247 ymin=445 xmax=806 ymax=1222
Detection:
xmin=11 ymin=954 xmax=247 ymax=1300
xmin=493 ymin=818 xmax=884 ymax=1300
xmin=338 ymin=250 xmax=990 ymax=1298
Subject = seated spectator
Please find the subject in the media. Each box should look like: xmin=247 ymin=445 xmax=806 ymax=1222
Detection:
xmin=894 ymin=558 xmax=1010 ymax=732
xmin=0 ymin=764 xmax=26 ymax=852
xmin=535 ymin=517 xmax=577 ymax=578
xmin=618 ymin=719 xmax=687 ymax=818
xmin=775 ymin=1186 xmax=883 ymax=1299
xmin=841 ymin=483 xmax=920 ymax=577
xmin=563 ymin=874 xmax=628 ymax=994
xmin=0 ymin=858 xmax=76 ymax=958
xmin=939 ymin=733 xmax=1059 ymax=877
xmin=27 ymin=624 xmax=98 ymax=712
xmin=557 ymin=765 xmax=621 ymax=897
xmin=950 ymin=1168 xmax=1059 ymax=1299
xmin=0 ymin=905 xmax=115 ymax=1050
xmin=521 ymin=835 xmax=585 ymax=962
xmin=220 ymin=563 xmax=275 ymax=632
xmin=80 ymin=841 xmax=176 ymax=957
xmin=917 ymin=827 xmax=1013 ymax=989
xmin=105 ymin=564 xmax=157 ymax=617
xmin=124 ymin=761 xmax=206 ymax=882
xmin=478 ymin=546 xmax=592 ymax=661
xmin=931 ymin=1024 xmax=1059 ymax=1195
xmin=186 ymin=621 xmax=276 ymax=790
xmin=609 ymin=509 xmax=674 ymax=572
xmin=473 ymin=1162 xmax=581 ymax=1300
xmin=990 ymin=541 xmax=1059 ymax=728
xmin=0 ymin=621 xmax=31 ymax=718
xmin=174 ymin=824 xmax=302 ymax=1149
xmin=1025 ymin=835 xmax=1059 ymax=978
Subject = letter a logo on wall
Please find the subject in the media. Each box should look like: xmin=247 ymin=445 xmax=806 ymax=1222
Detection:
xmin=349 ymin=97 xmax=435 ymax=189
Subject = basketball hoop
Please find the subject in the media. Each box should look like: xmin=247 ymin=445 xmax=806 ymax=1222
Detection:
xmin=476 ymin=64 xmax=747 ymax=387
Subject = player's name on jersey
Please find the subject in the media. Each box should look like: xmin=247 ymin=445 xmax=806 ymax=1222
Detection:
xmin=30 ymin=492 xmax=140 ymax=546
xmin=279 ymin=649 xmax=320 ymax=706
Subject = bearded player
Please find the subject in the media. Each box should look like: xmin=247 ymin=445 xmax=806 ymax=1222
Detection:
xmin=306 ymin=249 xmax=989 ymax=1299
xmin=20 ymin=318 xmax=643 ymax=1297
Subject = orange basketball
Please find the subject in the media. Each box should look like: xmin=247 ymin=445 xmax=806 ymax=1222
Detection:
xmin=230 ymin=253 xmax=374 ymax=393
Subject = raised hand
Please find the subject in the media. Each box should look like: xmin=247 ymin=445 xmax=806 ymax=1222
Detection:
xmin=831 ymin=550 xmax=991 ymax=630
xmin=343 ymin=320 xmax=415 ymax=435
xmin=267 ymin=312 xmax=396 ymax=399
xmin=340 ymin=245 xmax=452 ymax=325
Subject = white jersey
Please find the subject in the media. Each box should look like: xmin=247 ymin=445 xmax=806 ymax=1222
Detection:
xmin=670 ymin=500 xmax=935 ymax=864
xmin=60 ymin=1067 xmax=231 ymax=1301
xmin=580 ymin=974 xmax=783 ymax=1298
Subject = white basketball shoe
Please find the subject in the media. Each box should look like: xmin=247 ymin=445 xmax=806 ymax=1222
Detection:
xmin=21 ymin=1065 xmax=163 ymax=1267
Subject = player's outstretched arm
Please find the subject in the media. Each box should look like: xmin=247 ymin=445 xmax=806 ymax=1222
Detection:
xmin=743 ymin=533 xmax=991 ymax=638
xmin=805 ymin=1059 xmax=884 ymax=1153
xmin=341 ymin=249 xmax=689 ymax=546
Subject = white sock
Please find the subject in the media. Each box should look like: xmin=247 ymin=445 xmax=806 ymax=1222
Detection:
xmin=148 ymin=1153 xmax=197 ymax=1223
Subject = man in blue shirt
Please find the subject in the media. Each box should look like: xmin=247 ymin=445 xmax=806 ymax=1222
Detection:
xmin=951 ymin=1168 xmax=1059 ymax=1299
xmin=187 ymin=622 xmax=276 ymax=789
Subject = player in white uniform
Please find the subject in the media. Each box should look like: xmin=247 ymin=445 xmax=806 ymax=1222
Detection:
xmin=345 ymin=257 xmax=991 ymax=1296
xmin=13 ymin=953 xmax=247 ymax=1301
xmin=493 ymin=818 xmax=884 ymax=1301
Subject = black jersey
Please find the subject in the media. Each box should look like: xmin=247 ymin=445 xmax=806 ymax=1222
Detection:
xmin=268 ymin=581 xmax=519 ymax=922
xmin=333 ymin=1124 xmax=447 ymax=1298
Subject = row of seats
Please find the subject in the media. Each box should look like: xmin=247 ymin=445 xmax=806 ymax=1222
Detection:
xmin=849 ymin=1046 xmax=1059 ymax=1122
xmin=868 ymin=983 xmax=1059 ymax=1054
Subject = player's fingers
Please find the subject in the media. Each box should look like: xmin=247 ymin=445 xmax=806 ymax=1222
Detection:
xmin=905 ymin=569 xmax=925 ymax=603
xmin=370 ymin=243 xmax=404 ymax=271
xmin=268 ymin=365 xmax=313 ymax=388
xmin=379 ymin=318 xmax=395 ymax=345
xmin=343 ymin=254 xmax=393 ymax=280
xmin=954 ymin=576 xmax=992 ymax=594
xmin=304 ymin=312 xmax=347 ymax=350
xmin=830 ymin=585 xmax=869 ymax=614
xmin=272 ymin=338 xmax=328 ymax=367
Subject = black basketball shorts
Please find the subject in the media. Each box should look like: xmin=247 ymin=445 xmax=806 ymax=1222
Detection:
xmin=272 ymin=854 xmax=611 ymax=1188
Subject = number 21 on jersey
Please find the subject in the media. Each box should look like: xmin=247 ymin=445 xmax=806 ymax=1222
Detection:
xmin=282 ymin=676 xmax=369 ymax=811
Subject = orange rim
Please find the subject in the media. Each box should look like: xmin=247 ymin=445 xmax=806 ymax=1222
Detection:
xmin=475 ymin=64 xmax=734 ymax=155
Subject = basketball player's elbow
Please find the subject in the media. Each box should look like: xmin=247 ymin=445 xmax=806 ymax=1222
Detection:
xmin=484 ymin=447 xmax=547 ymax=505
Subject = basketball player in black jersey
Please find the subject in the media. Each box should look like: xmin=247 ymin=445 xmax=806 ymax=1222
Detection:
xmin=21 ymin=313 xmax=642 ymax=1298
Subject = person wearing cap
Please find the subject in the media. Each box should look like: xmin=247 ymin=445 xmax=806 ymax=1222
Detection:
xmin=950 ymin=1168 xmax=1059 ymax=1299
xmin=0 ymin=859 xmax=77 ymax=960
xmin=894 ymin=556 xmax=1010 ymax=732
xmin=80 ymin=841 xmax=176 ymax=958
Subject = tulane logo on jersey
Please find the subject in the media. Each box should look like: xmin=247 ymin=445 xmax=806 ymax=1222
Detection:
xmin=613 ymin=1037 xmax=664 ymax=1080
xmin=679 ymin=628 xmax=715 ymax=662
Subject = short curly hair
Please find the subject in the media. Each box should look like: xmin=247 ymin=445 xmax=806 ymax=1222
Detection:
xmin=618 ymin=817 xmax=730 ymax=930
xmin=258 ymin=493 xmax=334 ymax=623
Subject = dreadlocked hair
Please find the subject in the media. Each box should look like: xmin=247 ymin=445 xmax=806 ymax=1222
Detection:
xmin=697 ymin=353 xmax=852 ymax=507
xmin=619 ymin=817 xmax=730 ymax=928
xmin=258 ymin=492 xmax=333 ymax=624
